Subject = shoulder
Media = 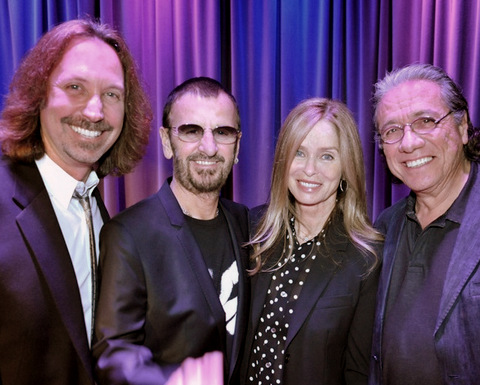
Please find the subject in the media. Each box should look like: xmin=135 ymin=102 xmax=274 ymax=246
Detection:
xmin=103 ymin=190 xmax=169 ymax=241
xmin=374 ymin=197 xmax=407 ymax=235
xmin=220 ymin=197 xmax=248 ymax=214
xmin=249 ymin=204 xmax=268 ymax=229
xmin=0 ymin=157 xmax=44 ymax=201
xmin=108 ymin=180 xmax=174 ymax=223
xmin=328 ymin=217 xmax=381 ymax=274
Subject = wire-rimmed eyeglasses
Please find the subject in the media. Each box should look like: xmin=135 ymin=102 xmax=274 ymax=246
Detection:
xmin=378 ymin=111 xmax=453 ymax=144
xmin=169 ymin=124 xmax=240 ymax=144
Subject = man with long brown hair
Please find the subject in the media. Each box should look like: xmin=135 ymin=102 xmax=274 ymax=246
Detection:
xmin=0 ymin=19 xmax=152 ymax=385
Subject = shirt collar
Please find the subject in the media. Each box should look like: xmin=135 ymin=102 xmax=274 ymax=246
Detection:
xmin=35 ymin=154 xmax=99 ymax=209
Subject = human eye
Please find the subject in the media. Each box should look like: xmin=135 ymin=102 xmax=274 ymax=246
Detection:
xmin=295 ymin=149 xmax=306 ymax=158
xmin=104 ymin=90 xmax=123 ymax=103
xmin=177 ymin=124 xmax=203 ymax=141
xmin=182 ymin=124 xmax=202 ymax=135
xmin=413 ymin=117 xmax=436 ymax=132
xmin=382 ymin=126 xmax=400 ymax=140
xmin=321 ymin=153 xmax=334 ymax=161
xmin=63 ymin=83 xmax=83 ymax=94
xmin=214 ymin=127 xmax=229 ymax=137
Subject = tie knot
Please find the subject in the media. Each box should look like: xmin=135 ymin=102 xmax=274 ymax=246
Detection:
xmin=74 ymin=181 xmax=91 ymax=199
xmin=73 ymin=190 xmax=87 ymax=200
xmin=73 ymin=187 xmax=92 ymax=213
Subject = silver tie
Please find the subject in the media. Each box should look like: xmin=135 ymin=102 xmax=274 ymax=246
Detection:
xmin=73 ymin=191 xmax=97 ymax=342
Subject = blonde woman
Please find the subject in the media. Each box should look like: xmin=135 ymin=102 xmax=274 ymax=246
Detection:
xmin=242 ymin=98 xmax=382 ymax=384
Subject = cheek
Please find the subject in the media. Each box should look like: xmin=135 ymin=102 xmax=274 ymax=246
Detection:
xmin=287 ymin=169 xmax=298 ymax=191
xmin=107 ymin=105 xmax=125 ymax=128
xmin=382 ymin=147 xmax=398 ymax=166
xmin=322 ymin=162 xmax=342 ymax=181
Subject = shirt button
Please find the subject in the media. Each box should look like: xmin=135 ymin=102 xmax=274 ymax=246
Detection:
xmin=271 ymin=328 xmax=276 ymax=333
xmin=266 ymin=362 xmax=272 ymax=368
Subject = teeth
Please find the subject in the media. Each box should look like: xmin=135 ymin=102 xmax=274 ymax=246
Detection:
xmin=196 ymin=160 xmax=216 ymax=165
xmin=406 ymin=157 xmax=432 ymax=168
xmin=71 ymin=125 xmax=101 ymax=138
xmin=300 ymin=181 xmax=320 ymax=188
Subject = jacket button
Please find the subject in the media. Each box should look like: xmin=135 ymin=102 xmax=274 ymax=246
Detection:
xmin=372 ymin=354 xmax=379 ymax=362
xmin=285 ymin=353 xmax=290 ymax=363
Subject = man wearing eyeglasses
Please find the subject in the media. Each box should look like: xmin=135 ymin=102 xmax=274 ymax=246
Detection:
xmin=93 ymin=77 xmax=249 ymax=385
xmin=369 ymin=63 xmax=480 ymax=385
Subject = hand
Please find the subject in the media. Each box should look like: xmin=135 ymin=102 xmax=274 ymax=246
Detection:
xmin=165 ymin=351 xmax=224 ymax=385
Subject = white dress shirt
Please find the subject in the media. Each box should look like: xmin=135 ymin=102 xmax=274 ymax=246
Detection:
xmin=36 ymin=155 xmax=103 ymax=346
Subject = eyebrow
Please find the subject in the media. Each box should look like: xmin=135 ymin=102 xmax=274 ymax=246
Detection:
xmin=58 ymin=75 xmax=125 ymax=92
xmin=379 ymin=110 xmax=439 ymax=130
xmin=297 ymin=145 xmax=339 ymax=153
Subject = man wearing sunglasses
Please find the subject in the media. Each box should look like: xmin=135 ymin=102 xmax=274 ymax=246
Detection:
xmin=369 ymin=63 xmax=480 ymax=384
xmin=94 ymin=77 xmax=249 ymax=385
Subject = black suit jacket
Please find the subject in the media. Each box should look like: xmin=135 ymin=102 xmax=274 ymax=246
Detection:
xmin=93 ymin=179 xmax=250 ymax=385
xmin=241 ymin=206 xmax=379 ymax=385
xmin=0 ymin=157 xmax=108 ymax=385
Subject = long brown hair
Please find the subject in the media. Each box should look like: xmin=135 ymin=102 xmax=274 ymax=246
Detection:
xmin=249 ymin=98 xmax=382 ymax=274
xmin=0 ymin=18 xmax=152 ymax=177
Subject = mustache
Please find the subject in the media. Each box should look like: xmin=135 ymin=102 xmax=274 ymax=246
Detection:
xmin=61 ymin=116 xmax=113 ymax=132
xmin=187 ymin=154 xmax=225 ymax=163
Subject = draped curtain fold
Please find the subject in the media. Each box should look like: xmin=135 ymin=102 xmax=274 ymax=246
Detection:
xmin=1 ymin=0 xmax=479 ymax=219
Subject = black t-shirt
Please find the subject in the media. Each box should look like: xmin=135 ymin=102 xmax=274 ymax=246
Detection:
xmin=185 ymin=210 xmax=238 ymax=363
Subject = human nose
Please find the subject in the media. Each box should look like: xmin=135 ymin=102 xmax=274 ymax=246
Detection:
xmin=82 ymin=94 xmax=104 ymax=122
xmin=302 ymin=155 xmax=319 ymax=176
xmin=198 ymin=128 xmax=218 ymax=156
xmin=398 ymin=125 xmax=424 ymax=152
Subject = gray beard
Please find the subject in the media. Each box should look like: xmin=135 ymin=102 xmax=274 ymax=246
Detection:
xmin=173 ymin=155 xmax=233 ymax=194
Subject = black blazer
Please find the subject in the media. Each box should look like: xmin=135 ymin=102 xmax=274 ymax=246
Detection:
xmin=242 ymin=206 xmax=379 ymax=385
xmin=0 ymin=157 xmax=108 ymax=385
xmin=94 ymin=179 xmax=250 ymax=385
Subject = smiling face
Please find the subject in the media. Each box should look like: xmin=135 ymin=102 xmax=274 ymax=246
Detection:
xmin=160 ymin=92 xmax=240 ymax=195
xmin=377 ymin=79 xmax=469 ymax=195
xmin=40 ymin=37 xmax=125 ymax=181
xmin=288 ymin=120 xmax=342 ymax=214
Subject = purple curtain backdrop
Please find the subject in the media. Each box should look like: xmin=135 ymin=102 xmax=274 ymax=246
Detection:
xmin=1 ymin=0 xmax=479 ymax=220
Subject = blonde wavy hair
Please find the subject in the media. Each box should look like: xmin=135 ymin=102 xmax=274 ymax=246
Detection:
xmin=249 ymin=98 xmax=382 ymax=275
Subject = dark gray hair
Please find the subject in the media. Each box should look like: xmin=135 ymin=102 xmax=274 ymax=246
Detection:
xmin=373 ymin=63 xmax=479 ymax=160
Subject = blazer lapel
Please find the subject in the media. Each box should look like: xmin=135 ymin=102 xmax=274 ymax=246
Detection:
xmin=435 ymin=168 xmax=480 ymax=335
xmin=284 ymin=239 xmax=346 ymax=348
xmin=250 ymin=240 xmax=284 ymax=333
xmin=220 ymin=203 xmax=249 ymax=376
xmin=13 ymin=163 xmax=92 ymax=376
xmin=93 ymin=187 xmax=110 ymax=222
xmin=159 ymin=182 xmax=225 ymax=324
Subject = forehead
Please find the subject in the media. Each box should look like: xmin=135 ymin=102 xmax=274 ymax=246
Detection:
xmin=301 ymin=120 xmax=339 ymax=149
xmin=377 ymin=80 xmax=446 ymax=123
xmin=169 ymin=92 xmax=237 ymax=125
xmin=51 ymin=37 xmax=124 ymax=85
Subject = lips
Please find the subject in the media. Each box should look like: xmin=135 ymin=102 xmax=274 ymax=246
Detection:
xmin=405 ymin=156 xmax=433 ymax=168
xmin=194 ymin=160 xmax=217 ymax=166
xmin=299 ymin=180 xmax=321 ymax=188
xmin=70 ymin=125 xmax=101 ymax=138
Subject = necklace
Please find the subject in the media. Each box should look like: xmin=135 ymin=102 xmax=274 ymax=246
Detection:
xmin=298 ymin=227 xmax=326 ymax=242
xmin=182 ymin=207 xmax=219 ymax=219
xmin=292 ymin=217 xmax=330 ymax=243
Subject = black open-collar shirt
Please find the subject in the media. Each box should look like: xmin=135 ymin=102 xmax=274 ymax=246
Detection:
xmin=382 ymin=163 xmax=476 ymax=385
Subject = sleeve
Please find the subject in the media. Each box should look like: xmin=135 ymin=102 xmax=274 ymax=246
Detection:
xmin=344 ymin=263 xmax=381 ymax=385
xmin=92 ymin=219 xmax=180 ymax=385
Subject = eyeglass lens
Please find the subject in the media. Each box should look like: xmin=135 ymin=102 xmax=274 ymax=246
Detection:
xmin=381 ymin=113 xmax=451 ymax=144
xmin=176 ymin=124 xmax=239 ymax=144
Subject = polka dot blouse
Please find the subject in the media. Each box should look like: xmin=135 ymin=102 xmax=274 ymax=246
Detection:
xmin=247 ymin=217 xmax=327 ymax=384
